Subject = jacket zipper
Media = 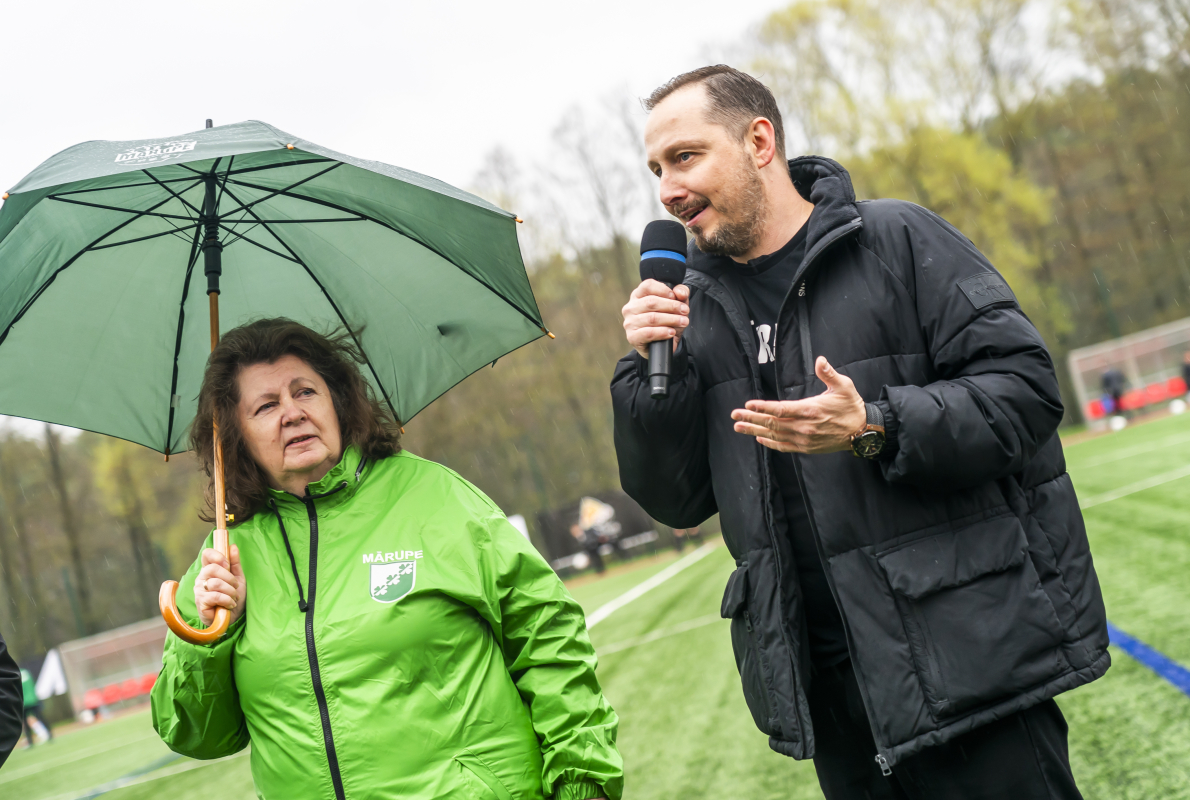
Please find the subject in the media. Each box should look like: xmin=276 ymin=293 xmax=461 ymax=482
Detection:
xmin=771 ymin=219 xmax=898 ymax=772
xmin=682 ymin=272 xmax=809 ymax=751
xmin=301 ymin=490 xmax=348 ymax=800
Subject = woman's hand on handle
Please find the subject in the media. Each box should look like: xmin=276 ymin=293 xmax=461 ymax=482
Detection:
xmin=195 ymin=544 xmax=246 ymax=626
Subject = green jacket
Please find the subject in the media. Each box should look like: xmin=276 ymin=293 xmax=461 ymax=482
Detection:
xmin=20 ymin=669 xmax=36 ymax=709
xmin=151 ymin=448 xmax=622 ymax=800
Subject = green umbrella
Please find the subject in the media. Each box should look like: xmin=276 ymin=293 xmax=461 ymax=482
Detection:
xmin=0 ymin=120 xmax=549 ymax=642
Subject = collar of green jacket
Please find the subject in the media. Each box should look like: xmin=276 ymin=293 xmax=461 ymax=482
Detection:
xmin=265 ymin=445 xmax=370 ymax=513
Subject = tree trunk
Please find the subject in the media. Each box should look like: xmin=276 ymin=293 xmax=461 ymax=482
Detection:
xmin=45 ymin=425 xmax=95 ymax=635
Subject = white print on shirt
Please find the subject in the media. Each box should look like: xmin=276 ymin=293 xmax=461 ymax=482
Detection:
xmin=755 ymin=323 xmax=776 ymax=364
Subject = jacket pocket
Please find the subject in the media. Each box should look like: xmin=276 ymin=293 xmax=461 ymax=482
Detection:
xmin=876 ymin=514 xmax=1068 ymax=719
xmin=722 ymin=563 xmax=780 ymax=735
xmin=454 ymin=751 xmax=514 ymax=800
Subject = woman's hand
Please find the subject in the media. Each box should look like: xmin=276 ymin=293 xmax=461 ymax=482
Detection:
xmin=194 ymin=544 xmax=247 ymax=627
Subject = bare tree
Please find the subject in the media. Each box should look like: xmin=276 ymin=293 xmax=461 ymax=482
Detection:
xmin=45 ymin=425 xmax=95 ymax=635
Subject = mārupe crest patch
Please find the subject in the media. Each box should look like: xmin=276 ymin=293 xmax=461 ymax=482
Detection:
xmin=370 ymin=561 xmax=416 ymax=603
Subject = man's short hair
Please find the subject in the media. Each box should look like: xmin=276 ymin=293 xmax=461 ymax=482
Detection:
xmin=645 ymin=65 xmax=785 ymax=159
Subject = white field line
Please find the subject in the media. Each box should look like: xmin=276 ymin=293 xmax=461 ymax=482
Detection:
xmin=585 ymin=542 xmax=718 ymax=629
xmin=43 ymin=749 xmax=249 ymax=800
xmin=1079 ymin=462 xmax=1190 ymax=509
xmin=0 ymin=731 xmax=163 ymax=784
xmin=598 ymin=613 xmax=726 ymax=656
xmin=1067 ymin=431 xmax=1190 ymax=468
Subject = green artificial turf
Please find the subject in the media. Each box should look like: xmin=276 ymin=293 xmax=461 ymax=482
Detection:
xmin=6 ymin=412 xmax=1189 ymax=799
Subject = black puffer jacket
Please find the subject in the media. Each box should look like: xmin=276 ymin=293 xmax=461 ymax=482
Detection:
xmin=0 ymin=630 xmax=22 ymax=767
xmin=611 ymin=157 xmax=1109 ymax=769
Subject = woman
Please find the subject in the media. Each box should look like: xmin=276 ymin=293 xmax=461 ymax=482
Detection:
xmin=151 ymin=319 xmax=622 ymax=800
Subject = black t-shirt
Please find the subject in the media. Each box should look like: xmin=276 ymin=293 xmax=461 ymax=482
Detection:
xmin=731 ymin=226 xmax=850 ymax=668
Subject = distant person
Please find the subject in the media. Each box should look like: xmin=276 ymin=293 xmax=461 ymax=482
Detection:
xmin=1182 ymin=351 xmax=1190 ymax=397
xmin=1101 ymin=367 xmax=1127 ymax=415
xmin=671 ymin=526 xmax=704 ymax=552
xmin=612 ymin=66 xmax=1106 ymax=799
xmin=572 ymin=521 xmax=607 ymax=574
xmin=20 ymin=668 xmax=52 ymax=746
xmin=0 ymin=630 xmax=20 ymax=766
xmin=152 ymin=319 xmax=621 ymax=800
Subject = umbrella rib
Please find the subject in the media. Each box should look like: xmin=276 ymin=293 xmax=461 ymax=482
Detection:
xmin=224 ymin=158 xmax=332 ymax=177
xmin=218 ymin=181 xmax=402 ymax=422
xmin=163 ymin=224 xmax=205 ymax=455
xmin=49 ymin=175 xmax=204 ymax=197
xmin=89 ymin=223 xmax=200 ymax=251
xmin=143 ymin=170 xmax=205 ymax=217
xmin=215 ymin=162 xmax=343 ymax=221
xmin=0 ymin=192 xmax=187 ymax=350
xmin=225 ymin=176 xmax=545 ymax=330
xmin=216 ymin=223 xmax=301 ymax=263
xmin=46 ymin=195 xmax=197 ymax=222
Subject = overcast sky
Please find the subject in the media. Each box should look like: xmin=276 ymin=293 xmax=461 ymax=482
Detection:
xmin=0 ymin=0 xmax=787 ymax=437
xmin=1 ymin=0 xmax=785 ymax=195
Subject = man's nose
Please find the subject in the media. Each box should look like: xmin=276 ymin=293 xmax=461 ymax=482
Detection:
xmin=658 ymin=173 xmax=687 ymax=209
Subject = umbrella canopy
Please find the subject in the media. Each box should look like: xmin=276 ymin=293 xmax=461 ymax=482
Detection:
xmin=0 ymin=120 xmax=545 ymax=454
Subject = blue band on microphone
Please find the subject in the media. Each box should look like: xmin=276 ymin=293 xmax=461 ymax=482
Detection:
xmin=641 ymin=249 xmax=686 ymax=263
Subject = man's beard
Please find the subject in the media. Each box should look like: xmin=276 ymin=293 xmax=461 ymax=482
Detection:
xmin=684 ymin=157 xmax=767 ymax=258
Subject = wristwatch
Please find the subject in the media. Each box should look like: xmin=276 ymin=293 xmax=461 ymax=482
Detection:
xmin=850 ymin=403 xmax=886 ymax=459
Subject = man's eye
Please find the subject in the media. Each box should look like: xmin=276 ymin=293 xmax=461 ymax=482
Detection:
xmin=678 ymin=153 xmax=693 ymax=163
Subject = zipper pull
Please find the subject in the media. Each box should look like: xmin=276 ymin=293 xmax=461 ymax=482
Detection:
xmin=798 ymin=282 xmax=806 ymax=297
xmin=875 ymin=754 xmax=892 ymax=777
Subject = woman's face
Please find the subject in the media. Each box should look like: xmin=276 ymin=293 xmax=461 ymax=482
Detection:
xmin=237 ymin=354 xmax=343 ymax=494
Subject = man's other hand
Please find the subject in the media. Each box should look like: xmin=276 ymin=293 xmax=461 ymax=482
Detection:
xmin=622 ymin=279 xmax=690 ymax=358
xmin=731 ymin=357 xmax=866 ymax=453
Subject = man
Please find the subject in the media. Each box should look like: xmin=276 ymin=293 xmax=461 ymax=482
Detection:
xmin=0 ymin=630 xmax=22 ymax=767
xmin=611 ymin=65 xmax=1108 ymax=799
xmin=20 ymin=667 xmax=52 ymax=747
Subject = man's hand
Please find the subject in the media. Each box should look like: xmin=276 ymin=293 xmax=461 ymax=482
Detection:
xmin=622 ymin=279 xmax=690 ymax=358
xmin=731 ymin=357 xmax=866 ymax=453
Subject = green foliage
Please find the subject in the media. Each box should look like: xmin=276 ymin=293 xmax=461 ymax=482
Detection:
xmin=851 ymin=127 xmax=1070 ymax=344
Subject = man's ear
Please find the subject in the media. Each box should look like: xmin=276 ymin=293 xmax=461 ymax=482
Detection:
xmin=748 ymin=117 xmax=778 ymax=170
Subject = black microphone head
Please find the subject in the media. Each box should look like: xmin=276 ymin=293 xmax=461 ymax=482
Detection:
xmin=639 ymin=220 xmax=688 ymax=286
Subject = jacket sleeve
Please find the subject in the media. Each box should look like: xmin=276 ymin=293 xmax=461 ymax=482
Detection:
xmin=870 ymin=202 xmax=1064 ymax=491
xmin=610 ymin=342 xmax=717 ymax=527
xmin=0 ymin=630 xmax=21 ymax=767
xmin=472 ymin=510 xmax=623 ymax=800
xmin=150 ymin=534 xmax=250 ymax=760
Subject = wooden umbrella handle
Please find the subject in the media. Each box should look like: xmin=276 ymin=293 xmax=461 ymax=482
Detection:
xmin=159 ymin=528 xmax=232 ymax=644
xmin=159 ymin=290 xmax=234 ymax=645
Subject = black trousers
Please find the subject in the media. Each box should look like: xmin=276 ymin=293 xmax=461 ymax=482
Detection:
xmin=808 ymin=659 xmax=1083 ymax=800
xmin=22 ymin=703 xmax=52 ymax=746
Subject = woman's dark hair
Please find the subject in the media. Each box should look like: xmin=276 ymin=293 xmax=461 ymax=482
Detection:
xmin=190 ymin=318 xmax=401 ymax=522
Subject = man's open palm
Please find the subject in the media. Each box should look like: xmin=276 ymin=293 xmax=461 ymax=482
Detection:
xmin=731 ymin=357 xmax=867 ymax=453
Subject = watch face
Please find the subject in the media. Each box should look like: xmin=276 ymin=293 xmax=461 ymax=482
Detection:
xmin=854 ymin=430 xmax=885 ymax=458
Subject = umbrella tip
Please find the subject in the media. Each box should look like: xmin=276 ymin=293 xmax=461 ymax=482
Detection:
xmin=543 ymin=329 xmax=556 ymax=339
xmin=206 ymin=119 xmax=213 ymax=129
xmin=1 ymin=193 xmax=7 ymax=200
xmin=286 ymin=144 xmax=295 ymax=150
xmin=515 ymin=216 xmax=524 ymax=223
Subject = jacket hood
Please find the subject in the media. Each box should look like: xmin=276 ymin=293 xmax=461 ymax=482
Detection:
xmin=689 ymin=155 xmax=861 ymax=279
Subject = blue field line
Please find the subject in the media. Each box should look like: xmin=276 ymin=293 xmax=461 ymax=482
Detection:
xmin=1107 ymin=621 xmax=1190 ymax=698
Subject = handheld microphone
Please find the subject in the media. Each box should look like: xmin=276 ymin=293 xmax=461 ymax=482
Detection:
xmin=639 ymin=220 xmax=689 ymax=399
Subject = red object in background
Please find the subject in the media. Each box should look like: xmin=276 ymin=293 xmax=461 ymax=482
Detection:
xmin=83 ymin=672 xmax=160 ymax=710
xmin=1084 ymin=376 xmax=1189 ymax=420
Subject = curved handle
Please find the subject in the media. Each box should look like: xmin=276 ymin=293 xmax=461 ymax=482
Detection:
xmin=158 ymin=528 xmax=232 ymax=645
